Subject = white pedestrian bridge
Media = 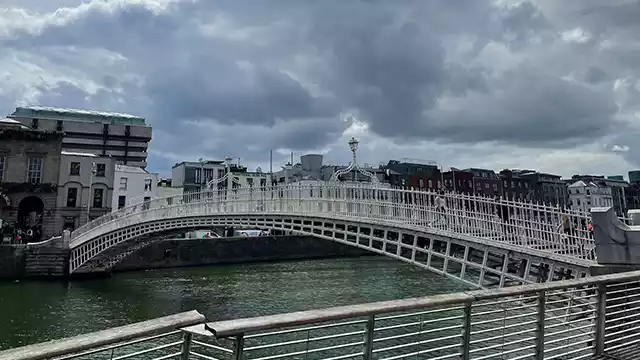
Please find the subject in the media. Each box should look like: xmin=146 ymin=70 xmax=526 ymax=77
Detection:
xmin=68 ymin=182 xmax=600 ymax=287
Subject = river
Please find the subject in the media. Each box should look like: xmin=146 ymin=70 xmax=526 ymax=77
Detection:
xmin=0 ymin=257 xmax=469 ymax=351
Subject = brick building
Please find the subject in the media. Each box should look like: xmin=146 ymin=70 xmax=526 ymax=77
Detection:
xmin=384 ymin=160 xmax=442 ymax=190
xmin=464 ymin=168 xmax=501 ymax=197
xmin=442 ymin=170 xmax=473 ymax=193
xmin=0 ymin=119 xmax=63 ymax=241
xmin=499 ymin=169 xmax=533 ymax=201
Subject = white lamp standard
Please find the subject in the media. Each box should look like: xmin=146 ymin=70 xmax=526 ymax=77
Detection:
xmin=330 ymin=137 xmax=380 ymax=184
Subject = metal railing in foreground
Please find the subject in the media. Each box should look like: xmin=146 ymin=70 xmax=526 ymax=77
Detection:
xmin=0 ymin=311 xmax=206 ymax=360
xmin=194 ymin=269 xmax=640 ymax=360
xmin=3 ymin=271 xmax=640 ymax=360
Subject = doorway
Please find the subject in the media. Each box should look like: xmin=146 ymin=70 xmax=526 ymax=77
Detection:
xmin=18 ymin=196 xmax=44 ymax=242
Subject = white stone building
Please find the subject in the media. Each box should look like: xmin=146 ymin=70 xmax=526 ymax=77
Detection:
xmin=111 ymin=164 xmax=159 ymax=211
xmin=568 ymin=180 xmax=613 ymax=213
xmin=58 ymin=151 xmax=116 ymax=230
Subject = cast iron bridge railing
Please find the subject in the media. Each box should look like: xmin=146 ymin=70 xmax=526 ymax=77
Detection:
xmin=68 ymin=183 xmax=599 ymax=273
xmin=3 ymin=269 xmax=640 ymax=360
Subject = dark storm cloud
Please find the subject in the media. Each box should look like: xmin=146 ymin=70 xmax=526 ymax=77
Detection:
xmin=2 ymin=0 xmax=639 ymax=169
xmin=427 ymin=65 xmax=619 ymax=146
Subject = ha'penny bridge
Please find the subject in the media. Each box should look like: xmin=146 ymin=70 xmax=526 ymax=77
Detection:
xmin=3 ymin=137 xmax=640 ymax=359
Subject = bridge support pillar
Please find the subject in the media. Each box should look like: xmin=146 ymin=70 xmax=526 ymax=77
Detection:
xmin=591 ymin=207 xmax=640 ymax=352
xmin=591 ymin=206 xmax=640 ymax=266
xmin=62 ymin=230 xmax=71 ymax=249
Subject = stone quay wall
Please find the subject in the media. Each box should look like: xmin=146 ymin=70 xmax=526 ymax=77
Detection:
xmin=113 ymin=235 xmax=372 ymax=273
xmin=0 ymin=236 xmax=372 ymax=279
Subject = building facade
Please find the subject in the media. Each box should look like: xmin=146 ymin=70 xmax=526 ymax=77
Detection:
xmin=171 ymin=160 xmax=227 ymax=193
xmin=383 ymin=160 xmax=441 ymax=189
xmin=568 ymin=180 xmax=613 ymax=213
xmin=442 ymin=170 xmax=473 ymax=194
xmin=58 ymin=152 xmax=116 ymax=231
xmin=9 ymin=106 xmax=152 ymax=168
xmin=463 ymin=168 xmax=501 ymax=197
xmin=518 ymin=171 xmax=568 ymax=207
xmin=571 ymin=175 xmax=627 ymax=215
xmin=499 ymin=170 xmax=534 ymax=201
xmin=0 ymin=120 xmax=63 ymax=241
xmin=111 ymin=165 xmax=159 ymax=211
xmin=157 ymin=179 xmax=183 ymax=200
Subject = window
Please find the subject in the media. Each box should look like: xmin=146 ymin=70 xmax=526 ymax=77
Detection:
xmin=419 ymin=179 xmax=424 ymax=188
xmin=70 ymin=162 xmax=80 ymax=176
xmin=27 ymin=156 xmax=43 ymax=184
xmin=428 ymin=179 xmax=433 ymax=188
xmin=143 ymin=196 xmax=151 ymax=210
xmin=66 ymin=188 xmax=78 ymax=207
xmin=96 ymin=164 xmax=106 ymax=177
xmin=503 ymin=180 xmax=508 ymax=188
xmin=0 ymin=156 xmax=5 ymax=181
xmin=119 ymin=177 xmax=128 ymax=190
xmin=144 ymin=179 xmax=152 ymax=191
xmin=93 ymin=188 xmax=104 ymax=208
xmin=118 ymin=195 xmax=127 ymax=209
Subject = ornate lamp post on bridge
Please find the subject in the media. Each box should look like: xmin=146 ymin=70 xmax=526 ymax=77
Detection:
xmin=330 ymin=137 xmax=381 ymax=184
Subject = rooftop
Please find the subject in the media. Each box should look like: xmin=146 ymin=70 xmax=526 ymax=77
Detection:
xmin=172 ymin=160 xmax=226 ymax=169
xmin=116 ymin=164 xmax=149 ymax=174
xmin=11 ymin=106 xmax=147 ymax=126
xmin=61 ymin=151 xmax=98 ymax=158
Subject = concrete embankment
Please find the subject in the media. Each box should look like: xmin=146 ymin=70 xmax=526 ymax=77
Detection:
xmin=112 ymin=236 xmax=372 ymax=273
xmin=0 ymin=236 xmax=372 ymax=280
xmin=0 ymin=244 xmax=69 ymax=280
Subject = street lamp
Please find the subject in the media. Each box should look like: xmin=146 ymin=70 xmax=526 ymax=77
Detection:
xmin=330 ymin=137 xmax=381 ymax=184
xmin=87 ymin=161 xmax=96 ymax=224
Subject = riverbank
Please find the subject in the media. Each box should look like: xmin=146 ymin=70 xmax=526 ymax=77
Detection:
xmin=0 ymin=236 xmax=373 ymax=280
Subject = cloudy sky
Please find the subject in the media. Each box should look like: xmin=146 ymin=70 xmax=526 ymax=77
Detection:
xmin=1 ymin=0 xmax=639 ymax=178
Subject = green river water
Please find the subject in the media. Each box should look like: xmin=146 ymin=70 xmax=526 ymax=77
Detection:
xmin=0 ymin=258 xmax=469 ymax=351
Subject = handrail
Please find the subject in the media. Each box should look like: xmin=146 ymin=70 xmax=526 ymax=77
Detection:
xmin=0 ymin=310 xmax=206 ymax=360
xmin=205 ymin=269 xmax=640 ymax=338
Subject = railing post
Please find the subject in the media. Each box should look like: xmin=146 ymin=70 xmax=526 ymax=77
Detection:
xmin=595 ymin=283 xmax=607 ymax=355
xmin=535 ymin=291 xmax=546 ymax=360
xmin=180 ymin=332 xmax=192 ymax=360
xmin=461 ymin=302 xmax=472 ymax=360
xmin=363 ymin=315 xmax=375 ymax=360
xmin=233 ymin=334 xmax=245 ymax=360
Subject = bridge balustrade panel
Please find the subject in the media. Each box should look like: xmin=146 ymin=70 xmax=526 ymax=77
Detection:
xmin=69 ymin=184 xmax=596 ymax=274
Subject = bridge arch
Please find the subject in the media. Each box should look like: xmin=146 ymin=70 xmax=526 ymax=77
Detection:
xmin=69 ymin=191 xmax=594 ymax=288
